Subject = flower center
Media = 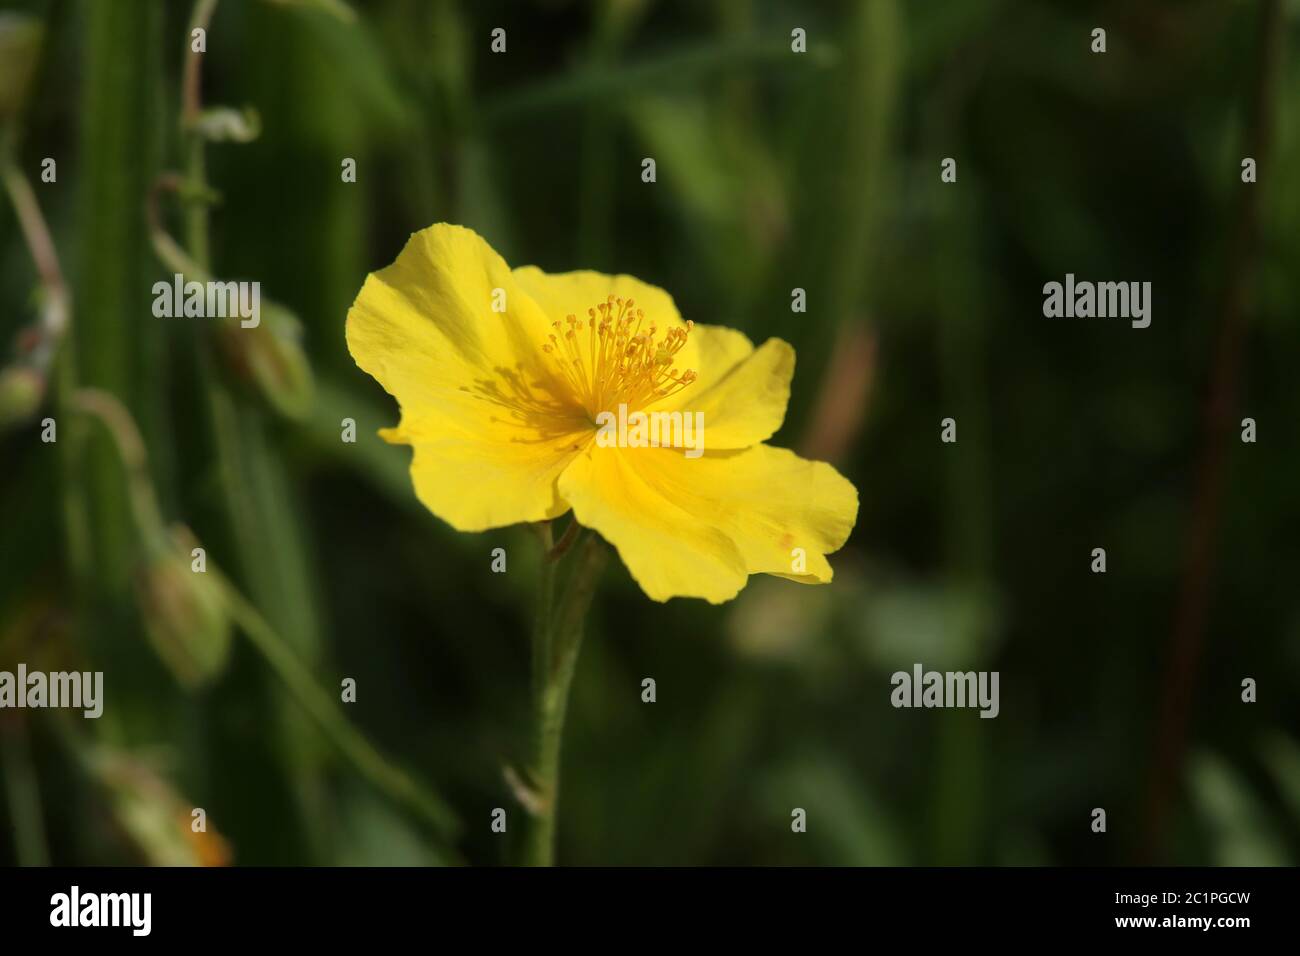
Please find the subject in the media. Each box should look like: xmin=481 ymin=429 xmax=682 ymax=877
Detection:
xmin=540 ymin=295 xmax=697 ymax=417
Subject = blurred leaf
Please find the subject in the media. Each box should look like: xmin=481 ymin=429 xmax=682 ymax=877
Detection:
xmin=860 ymin=579 xmax=1000 ymax=671
xmin=628 ymin=98 xmax=733 ymax=222
xmin=1259 ymin=732 xmax=1300 ymax=822
xmin=1190 ymin=752 xmax=1288 ymax=866
xmin=481 ymin=38 xmax=838 ymax=125
xmin=292 ymin=7 xmax=413 ymax=139
xmin=727 ymin=574 xmax=833 ymax=662
xmin=335 ymin=787 xmax=451 ymax=866
xmin=764 ymin=756 xmax=906 ymax=865
xmin=305 ymin=376 xmax=417 ymax=505
xmin=262 ymin=0 xmax=356 ymax=23
xmin=624 ymin=93 xmax=787 ymax=291
xmin=456 ymin=139 xmax=515 ymax=254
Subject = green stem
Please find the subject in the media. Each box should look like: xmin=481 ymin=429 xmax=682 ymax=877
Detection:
xmin=184 ymin=135 xmax=210 ymax=267
xmin=55 ymin=335 xmax=92 ymax=585
xmin=77 ymin=0 xmax=162 ymax=599
xmin=175 ymin=0 xmax=334 ymax=857
xmin=0 ymin=717 xmax=50 ymax=867
xmin=523 ymin=532 xmax=607 ymax=866
xmin=0 ymin=158 xmax=69 ymax=348
xmin=532 ymin=523 xmax=556 ymax=706
xmin=182 ymin=0 xmax=218 ymax=272
xmin=215 ymin=573 xmax=460 ymax=841
xmin=0 ymin=151 xmax=89 ymax=581
xmin=58 ymin=373 xmax=459 ymax=846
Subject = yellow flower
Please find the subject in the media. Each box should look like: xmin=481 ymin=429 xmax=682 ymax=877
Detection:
xmin=346 ymin=223 xmax=858 ymax=603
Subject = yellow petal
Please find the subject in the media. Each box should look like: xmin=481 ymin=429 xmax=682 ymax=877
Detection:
xmin=557 ymin=446 xmax=748 ymax=603
xmin=347 ymin=223 xmax=589 ymax=530
xmin=665 ymin=327 xmax=794 ymax=448
xmin=388 ymin=417 xmax=590 ymax=532
xmin=511 ymin=266 xmax=690 ymax=339
xmin=687 ymin=444 xmax=858 ymax=584
xmin=559 ymin=444 xmax=857 ymax=603
xmin=348 ymin=223 xmax=558 ymax=388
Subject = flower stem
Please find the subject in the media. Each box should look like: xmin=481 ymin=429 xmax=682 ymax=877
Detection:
xmin=0 ymin=149 xmax=89 ymax=580
xmin=0 ymin=715 xmax=49 ymax=867
xmin=0 ymin=156 xmax=69 ymax=348
xmin=172 ymin=0 xmax=336 ymax=858
xmin=1142 ymin=0 xmax=1284 ymax=863
xmin=181 ymin=0 xmax=217 ymax=272
xmin=524 ymin=531 xmax=606 ymax=866
xmin=63 ymin=374 xmax=461 ymax=848
xmin=68 ymin=388 xmax=167 ymax=550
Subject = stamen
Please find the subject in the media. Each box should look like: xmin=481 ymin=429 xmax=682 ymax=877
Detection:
xmin=537 ymin=296 xmax=696 ymax=417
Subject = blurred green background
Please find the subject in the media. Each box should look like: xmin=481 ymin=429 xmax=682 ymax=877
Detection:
xmin=1 ymin=0 xmax=1298 ymax=866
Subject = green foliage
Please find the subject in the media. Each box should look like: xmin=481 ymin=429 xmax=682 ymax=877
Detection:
xmin=0 ymin=0 xmax=1296 ymax=866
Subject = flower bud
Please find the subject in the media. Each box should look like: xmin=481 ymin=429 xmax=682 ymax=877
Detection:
xmin=0 ymin=13 xmax=42 ymax=120
xmin=216 ymin=300 xmax=314 ymax=420
xmin=89 ymin=748 xmax=233 ymax=866
xmin=0 ymin=365 xmax=44 ymax=429
xmin=134 ymin=526 xmax=232 ymax=688
xmin=191 ymin=106 xmax=261 ymax=143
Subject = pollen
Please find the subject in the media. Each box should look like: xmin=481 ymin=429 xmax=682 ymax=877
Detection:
xmin=539 ymin=295 xmax=697 ymax=416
